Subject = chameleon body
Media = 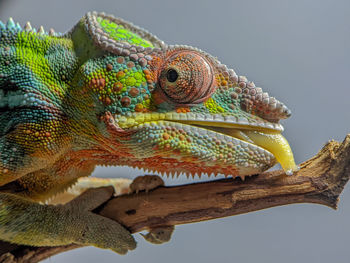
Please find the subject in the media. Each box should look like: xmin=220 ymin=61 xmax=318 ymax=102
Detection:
xmin=0 ymin=12 xmax=298 ymax=253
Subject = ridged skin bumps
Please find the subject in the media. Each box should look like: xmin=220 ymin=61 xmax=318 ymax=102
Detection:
xmin=0 ymin=12 xmax=297 ymax=252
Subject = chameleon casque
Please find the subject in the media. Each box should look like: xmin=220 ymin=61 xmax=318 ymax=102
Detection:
xmin=0 ymin=12 xmax=299 ymax=254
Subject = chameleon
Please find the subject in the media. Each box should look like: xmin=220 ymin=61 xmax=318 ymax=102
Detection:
xmin=0 ymin=11 xmax=299 ymax=254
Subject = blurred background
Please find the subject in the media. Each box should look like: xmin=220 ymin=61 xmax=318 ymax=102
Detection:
xmin=0 ymin=0 xmax=349 ymax=262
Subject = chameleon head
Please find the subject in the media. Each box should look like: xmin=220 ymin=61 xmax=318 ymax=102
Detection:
xmin=71 ymin=12 xmax=299 ymax=178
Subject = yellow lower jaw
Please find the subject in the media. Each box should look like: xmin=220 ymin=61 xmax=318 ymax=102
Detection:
xmin=244 ymin=131 xmax=299 ymax=175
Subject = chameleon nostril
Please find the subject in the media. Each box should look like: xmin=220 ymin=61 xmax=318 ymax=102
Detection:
xmin=285 ymin=109 xmax=292 ymax=118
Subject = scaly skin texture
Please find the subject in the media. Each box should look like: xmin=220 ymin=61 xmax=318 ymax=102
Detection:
xmin=0 ymin=12 xmax=298 ymax=253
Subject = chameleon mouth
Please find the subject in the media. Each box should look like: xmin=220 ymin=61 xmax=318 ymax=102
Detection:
xmin=115 ymin=112 xmax=299 ymax=175
xmin=190 ymin=124 xmax=298 ymax=175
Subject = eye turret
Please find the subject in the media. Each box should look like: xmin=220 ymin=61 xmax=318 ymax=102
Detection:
xmin=158 ymin=50 xmax=215 ymax=105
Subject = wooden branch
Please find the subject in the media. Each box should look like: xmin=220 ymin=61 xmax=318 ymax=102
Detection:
xmin=1 ymin=134 xmax=350 ymax=263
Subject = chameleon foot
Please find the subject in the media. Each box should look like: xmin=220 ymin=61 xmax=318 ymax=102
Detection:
xmin=129 ymin=175 xmax=175 ymax=244
xmin=130 ymin=175 xmax=164 ymax=193
xmin=66 ymin=186 xmax=136 ymax=254
xmin=0 ymin=188 xmax=135 ymax=254
xmin=141 ymin=226 xmax=175 ymax=244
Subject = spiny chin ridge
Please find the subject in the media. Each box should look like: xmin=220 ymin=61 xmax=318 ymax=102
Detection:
xmin=124 ymin=162 xmax=253 ymax=181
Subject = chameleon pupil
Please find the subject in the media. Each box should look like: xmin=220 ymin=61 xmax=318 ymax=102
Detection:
xmin=166 ymin=69 xmax=178 ymax=82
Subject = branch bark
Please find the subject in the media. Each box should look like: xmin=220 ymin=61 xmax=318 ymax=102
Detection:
xmin=1 ymin=134 xmax=350 ymax=263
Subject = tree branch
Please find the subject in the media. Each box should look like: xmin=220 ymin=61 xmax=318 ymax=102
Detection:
xmin=1 ymin=134 xmax=350 ymax=263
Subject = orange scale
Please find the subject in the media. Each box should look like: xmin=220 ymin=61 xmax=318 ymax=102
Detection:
xmin=179 ymin=135 xmax=186 ymax=141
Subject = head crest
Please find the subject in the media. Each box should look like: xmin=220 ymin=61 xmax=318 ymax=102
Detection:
xmin=82 ymin=12 xmax=166 ymax=55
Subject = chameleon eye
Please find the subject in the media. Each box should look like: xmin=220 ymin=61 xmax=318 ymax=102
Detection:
xmin=159 ymin=50 xmax=216 ymax=105
xmin=166 ymin=69 xmax=179 ymax=83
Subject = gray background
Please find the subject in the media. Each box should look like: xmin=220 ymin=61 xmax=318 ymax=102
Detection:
xmin=1 ymin=0 xmax=349 ymax=262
